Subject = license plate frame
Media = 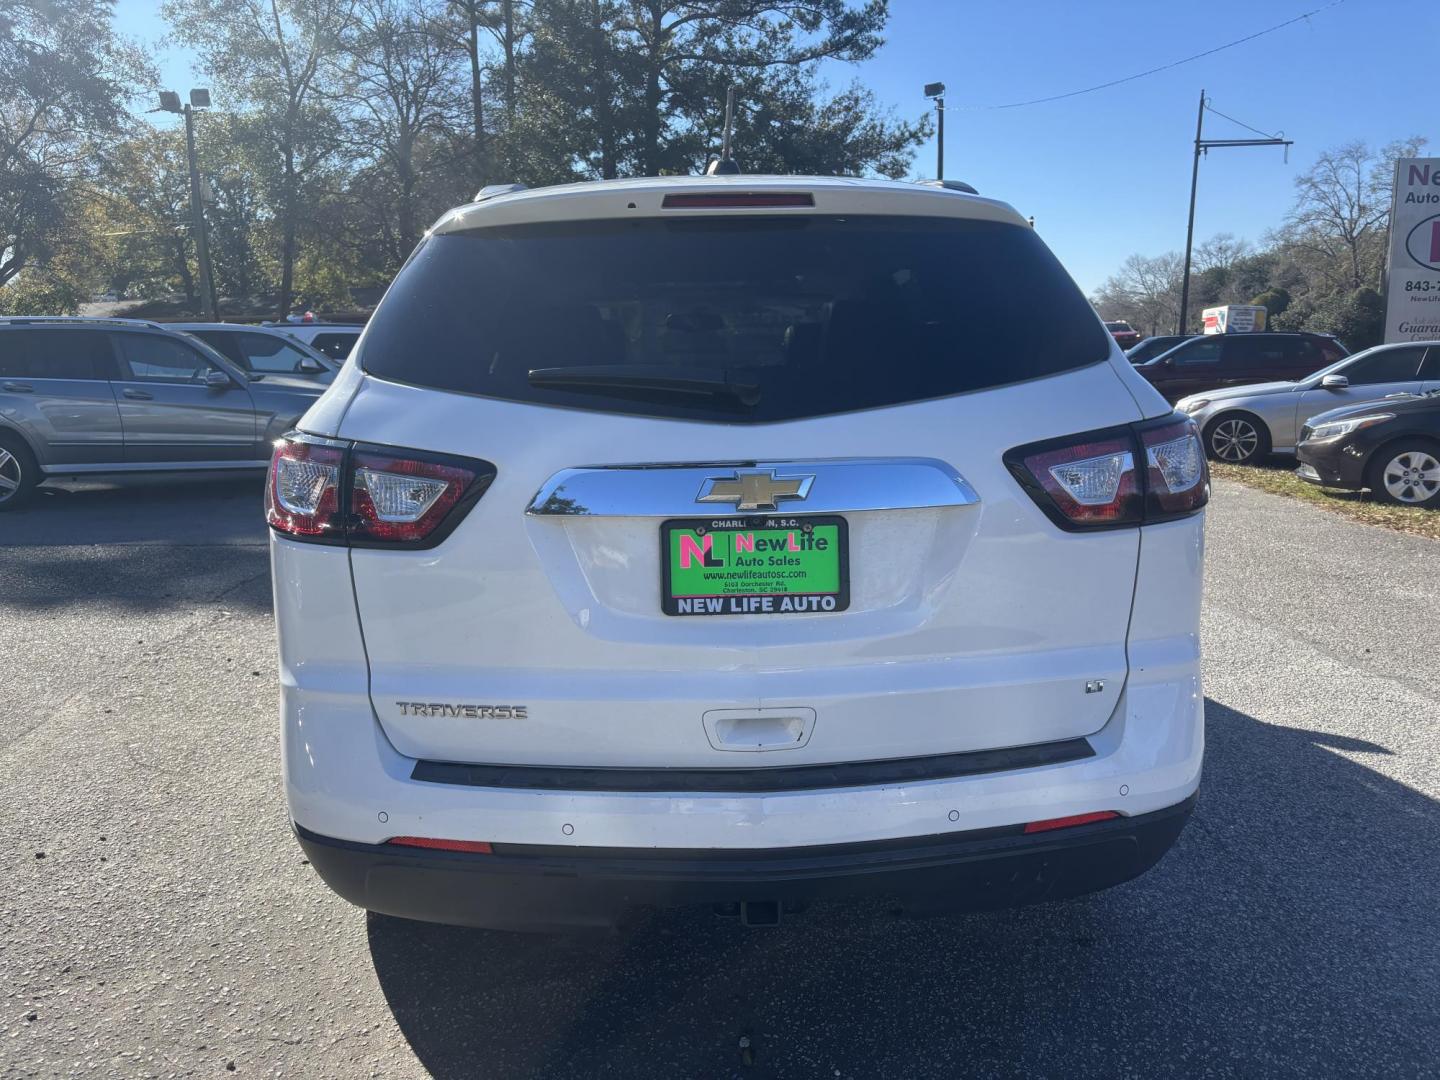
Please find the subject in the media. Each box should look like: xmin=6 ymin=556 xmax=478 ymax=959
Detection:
xmin=660 ymin=514 xmax=850 ymax=617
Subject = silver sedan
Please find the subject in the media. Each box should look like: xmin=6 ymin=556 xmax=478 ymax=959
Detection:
xmin=1179 ymin=341 xmax=1440 ymax=464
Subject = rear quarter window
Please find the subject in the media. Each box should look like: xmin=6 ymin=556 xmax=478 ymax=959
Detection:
xmin=359 ymin=215 xmax=1111 ymax=423
xmin=0 ymin=329 xmax=110 ymax=380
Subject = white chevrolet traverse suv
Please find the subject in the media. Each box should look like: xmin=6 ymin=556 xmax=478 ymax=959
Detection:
xmin=269 ymin=175 xmax=1208 ymax=931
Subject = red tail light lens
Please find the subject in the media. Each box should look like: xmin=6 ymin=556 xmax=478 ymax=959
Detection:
xmin=266 ymin=434 xmax=346 ymax=540
xmin=1006 ymin=414 xmax=1210 ymax=531
xmin=266 ymin=433 xmax=495 ymax=548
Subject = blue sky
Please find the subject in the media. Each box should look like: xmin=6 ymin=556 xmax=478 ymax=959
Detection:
xmin=115 ymin=0 xmax=1437 ymax=294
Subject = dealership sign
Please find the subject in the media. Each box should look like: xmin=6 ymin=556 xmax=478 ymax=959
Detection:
xmin=1385 ymin=158 xmax=1440 ymax=342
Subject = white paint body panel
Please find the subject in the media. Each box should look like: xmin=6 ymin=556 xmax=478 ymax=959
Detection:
xmin=276 ymin=516 xmax=1203 ymax=849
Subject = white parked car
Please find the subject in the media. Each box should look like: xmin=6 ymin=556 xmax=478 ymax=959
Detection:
xmin=269 ymin=175 xmax=1208 ymax=931
xmin=265 ymin=318 xmax=363 ymax=361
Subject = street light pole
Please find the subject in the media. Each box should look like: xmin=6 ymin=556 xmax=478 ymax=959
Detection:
xmin=924 ymin=82 xmax=946 ymax=181
xmin=182 ymin=103 xmax=219 ymax=321
xmin=159 ymin=89 xmax=218 ymax=321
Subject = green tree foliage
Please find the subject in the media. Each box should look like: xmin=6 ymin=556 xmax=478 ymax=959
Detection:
xmin=1251 ymin=286 xmax=1291 ymax=317
xmin=162 ymin=0 xmax=355 ymax=317
xmin=0 ymin=0 xmax=150 ymax=292
xmin=5 ymin=0 xmax=930 ymax=315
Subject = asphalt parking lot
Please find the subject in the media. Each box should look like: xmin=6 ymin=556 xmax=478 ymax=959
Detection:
xmin=3 ymin=475 xmax=1438 ymax=1079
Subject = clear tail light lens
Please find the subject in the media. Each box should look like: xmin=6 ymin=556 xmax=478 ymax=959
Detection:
xmin=1141 ymin=418 xmax=1209 ymax=517
xmin=350 ymin=450 xmax=479 ymax=545
xmin=266 ymin=435 xmax=345 ymax=539
xmin=1006 ymin=414 xmax=1209 ymax=531
xmin=1009 ymin=433 xmax=1143 ymax=528
xmin=266 ymin=433 xmax=495 ymax=548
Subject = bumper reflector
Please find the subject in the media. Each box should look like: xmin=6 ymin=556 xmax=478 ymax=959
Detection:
xmin=1022 ymin=811 xmax=1120 ymax=834
xmin=386 ymin=836 xmax=493 ymax=854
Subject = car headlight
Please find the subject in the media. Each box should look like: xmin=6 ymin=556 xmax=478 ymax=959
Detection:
xmin=1304 ymin=413 xmax=1394 ymax=442
xmin=1181 ymin=398 xmax=1211 ymax=414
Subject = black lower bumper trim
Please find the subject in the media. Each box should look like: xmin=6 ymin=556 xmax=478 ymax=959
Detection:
xmin=295 ymin=795 xmax=1194 ymax=932
xmin=410 ymin=737 xmax=1095 ymax=793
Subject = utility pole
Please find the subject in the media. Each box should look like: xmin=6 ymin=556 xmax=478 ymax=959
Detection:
xmin=159 ymin=89 xmax=218 ymax=321
xmin=924 ymin=82 xmax=946 ymax=180
xmin=1177 ymin=89 xmax=1292 ymax=335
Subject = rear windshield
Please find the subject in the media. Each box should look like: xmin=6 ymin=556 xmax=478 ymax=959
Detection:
xmin=360 ymin=215 xmax=1110 ymax=422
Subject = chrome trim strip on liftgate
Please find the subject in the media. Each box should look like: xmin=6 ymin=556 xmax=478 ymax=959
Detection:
xmin=525 ymin=458 xmax=981 ymax=517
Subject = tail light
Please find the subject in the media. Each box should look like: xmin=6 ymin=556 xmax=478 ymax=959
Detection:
xmin=266 ymin=432 xmax=495 ymax=548
xmin=1006 ymin=413 xmax=1208 ymax=531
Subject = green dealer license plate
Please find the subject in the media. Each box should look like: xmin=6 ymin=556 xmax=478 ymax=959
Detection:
xmin=661 ymin=515 xmax=850 ymax=616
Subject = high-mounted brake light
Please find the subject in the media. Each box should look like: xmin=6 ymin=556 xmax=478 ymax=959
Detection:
xmin=386 ymin=836 xmax=493 ymax=854
xmin=1023 ymin=811 xmax=1120 ymax=834
xmin=1005 ymin=414 xmax=1209 ymax=531
xmin=661 ymin=192 xmax=814 ymax=209
xmin=266 ymin=433 xmax=496 ymax=548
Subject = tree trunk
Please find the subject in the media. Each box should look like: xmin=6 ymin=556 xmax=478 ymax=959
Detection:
xmin=174 ymin=236 xmax=197 ymax=309
xmin=502 ymin=0 xmax=516 ymax=127
xmin=639 ymin=3 xmax=663 ymax=175
xmin=468 ymin=1 xmax=486 ymax=185
xmin=277 ymin=146 xmax=297 ymax=319
xmin=397 ymin=131 xmax=417 ymax=254
xmin=591 ymin=3 xmax=616 ymax=178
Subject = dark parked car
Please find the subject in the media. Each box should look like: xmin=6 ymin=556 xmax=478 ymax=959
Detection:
xmin=1135 ymin=331 xmax=1348 ymax=402
xmin=174 ymin=322 xmax=338 ymax=382
xmin=1104 ymin=320 xmax=1141 ymax=350
xmin=1296 ymin=390 xmax=1440 ymax=507
xmin=1126 ymin=335 xmax=1194 ymax=365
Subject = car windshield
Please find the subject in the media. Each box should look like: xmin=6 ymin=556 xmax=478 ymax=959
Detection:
xmin=359 ymin=215 xmax=1112 ymax=422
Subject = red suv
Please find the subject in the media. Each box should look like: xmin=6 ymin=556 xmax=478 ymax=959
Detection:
xmin=1105 ymin=321 xmax=1141 ymax=350
xmin=1135 ymin=332 xmax=1348 ymax=402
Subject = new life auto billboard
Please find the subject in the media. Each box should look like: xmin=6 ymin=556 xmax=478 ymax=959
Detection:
xmin=1385 ymin=158 xmax=1440 ymax=342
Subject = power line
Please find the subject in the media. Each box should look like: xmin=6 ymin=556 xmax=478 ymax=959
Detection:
xmin=1204 ymin=102 xmax=1281 ymax=140
xmin=958 ymin=1 xmax=1344 ymax=111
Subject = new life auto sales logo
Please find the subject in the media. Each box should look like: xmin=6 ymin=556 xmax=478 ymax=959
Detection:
xmin=1406 ymin=213 xmax=1440 ymax=273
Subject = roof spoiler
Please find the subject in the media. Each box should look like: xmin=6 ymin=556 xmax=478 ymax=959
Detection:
xmin=915 ymin=178 xmax=980 ymax=195
xmin=472 ymin=183 xmax=528 ymax=202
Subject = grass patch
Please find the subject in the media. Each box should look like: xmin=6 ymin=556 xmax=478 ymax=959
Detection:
xmin=1210 ymin=460 xmax=1440 ymax=541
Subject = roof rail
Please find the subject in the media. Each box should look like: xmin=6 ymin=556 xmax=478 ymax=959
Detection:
xmin=915 ymin=178 xmax=980 ymax=195
xmin=472 ymin=183 xmax=528 ymax=202
xmin=0 ymin=314 xmax=168 ymax=331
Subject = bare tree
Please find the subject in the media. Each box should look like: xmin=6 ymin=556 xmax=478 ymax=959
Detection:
xmin=338 ymin=0 xmax=468 ymax=257
xmin=1280 ymin=137 xmax=1427 ymax=292
xmin=1092 ymin=251 xmax=1185 ymax=337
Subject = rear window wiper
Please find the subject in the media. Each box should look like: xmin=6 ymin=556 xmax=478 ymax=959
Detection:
xmin=527 ymin=365 xmax=760 ymax=406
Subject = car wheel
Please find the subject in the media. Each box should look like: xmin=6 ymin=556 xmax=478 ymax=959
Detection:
xmin=0 ymin=431 xmax=40 ymax=511
xmin=1368 ymin=441 xmax=1440 ymax=508
xmin=1204 ymin=413 xmax=1269 ymax=465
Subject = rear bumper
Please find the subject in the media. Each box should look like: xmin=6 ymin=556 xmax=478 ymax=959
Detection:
xmin=296 ymin=795 xmax=1194 ymax=931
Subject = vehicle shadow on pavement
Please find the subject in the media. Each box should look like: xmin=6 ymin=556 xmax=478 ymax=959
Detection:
xmin=366 ymin=698 xmax=1440 ymax=1079
xmin=1 ymin=476 xmax=271 ymax=614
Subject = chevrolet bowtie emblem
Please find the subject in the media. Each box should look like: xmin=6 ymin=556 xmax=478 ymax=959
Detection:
xmin=695 ymin=469 xmax=814 ymax=511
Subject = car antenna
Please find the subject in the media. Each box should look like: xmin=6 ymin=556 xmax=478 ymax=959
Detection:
xmin=706 ymin=86 xmax=741 ymax=175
